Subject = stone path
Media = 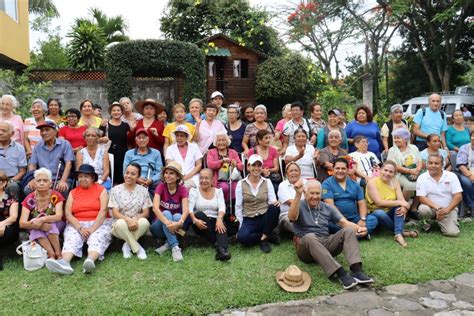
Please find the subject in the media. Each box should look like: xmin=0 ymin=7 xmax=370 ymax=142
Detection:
xmin=217 ymin=273 xmax=474 ymax=316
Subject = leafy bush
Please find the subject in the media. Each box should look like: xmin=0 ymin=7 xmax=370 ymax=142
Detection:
xmin=105 ymin=40 xmax=206 ymax=104
xmin=67 ymin=20 xmax=107 ymax=70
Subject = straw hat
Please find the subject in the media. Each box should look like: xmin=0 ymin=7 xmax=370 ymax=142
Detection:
xmin=161 ymin=161 xmax=184 ymax=180
xmin=135 ymin=99 xmax=164 ymax=115
xmin=275 ymin=265 xmax=311 ymax=292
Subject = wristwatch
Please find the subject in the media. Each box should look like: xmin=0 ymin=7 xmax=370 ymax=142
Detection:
xmin=360 ymin=217 xmax=367 ymax=221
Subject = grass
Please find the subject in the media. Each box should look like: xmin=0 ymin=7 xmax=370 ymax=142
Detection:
xmin=1 ymin=222 xmax=473 ymax=315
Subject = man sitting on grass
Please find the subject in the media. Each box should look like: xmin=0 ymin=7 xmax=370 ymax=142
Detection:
xmin=289 ymin=179 xmax=374 ymax=290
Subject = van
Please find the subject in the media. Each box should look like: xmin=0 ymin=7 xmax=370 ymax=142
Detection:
xmin=402 ymin=86 xmax=474 ymax=118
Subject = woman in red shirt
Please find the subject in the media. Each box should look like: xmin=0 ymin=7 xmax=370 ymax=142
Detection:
xmin=58 ymin=108 xmax=87 ymax=153
xmin=130 ymin=99 xmax=165 ymax=154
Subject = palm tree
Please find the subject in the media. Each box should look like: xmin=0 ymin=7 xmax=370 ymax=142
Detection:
xmin=89 ymin=8 xmax=129 ymax=45
xmin=29 ymin=0 xmax=59 ymax=17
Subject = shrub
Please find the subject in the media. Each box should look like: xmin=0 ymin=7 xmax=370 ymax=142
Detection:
xmin=67 ymin=21 xmax=107 ymax=70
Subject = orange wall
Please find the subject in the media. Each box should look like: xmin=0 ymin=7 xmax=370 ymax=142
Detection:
xmin=0 ymin=0 xmax=29 ymax=66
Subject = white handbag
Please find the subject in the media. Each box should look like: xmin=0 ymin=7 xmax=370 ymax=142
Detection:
xmin=16 ymin=241 xmax=47 ymax=271
xmin=230 ymin=166 xmax=242 ymax=181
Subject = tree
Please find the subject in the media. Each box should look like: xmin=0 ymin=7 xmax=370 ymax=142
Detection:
xmin=78 ymin=8 xmax=129 ymax=45
xmin=67 ymin=21 xmax=107 ymax=70
xmin=29 ymin=0 xmax=59 ymax=17
xmin=382 ymin=0 xmax=473 ymax=91
xmin=29 ymin=35 xmax=68 ymax=69
xmin=160 ymin=0 xmax=284 ymax=56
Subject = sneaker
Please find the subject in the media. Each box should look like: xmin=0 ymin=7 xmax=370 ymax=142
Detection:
xmin=215 ymin=247 xmax=231 ymax=261
xmin=259 ymin=240 xmax=272 ymax=253
xmin=122 ymin=243 xmax=132 ymax=259
xmin=46 ymin=258 xmax=74 ymax=275
xmin=171 ymin=246 xmax=183 ymax=262
xmin=137 ymin=245 xmax=147 ymax=260
xmin=82 ymin=258 xmax=96 ymax=274
xmin=351 ymin=271 xmax=374 ymax=285
xmin=339 ymin=274 xmax=358 ymax=290
xmin=267 ymin=233 xmax=281 ymax=245
xmin=155 ymin=243 xmax=170 ymax=256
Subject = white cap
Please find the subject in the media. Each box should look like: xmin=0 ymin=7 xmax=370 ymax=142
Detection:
xmin=211 ymin=91 xmax=224 ymax=99
xmin=172 ymin=124 xmax=191 ymax=136
xmin=248 ymin=154 xmax=263 ymax=165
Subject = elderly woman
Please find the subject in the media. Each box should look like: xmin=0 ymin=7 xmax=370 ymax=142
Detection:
xmin=150 ymin=162 xmax=189 ymax=262
xmin=242 ymin=104 xmax=275 ymax=156
xmin=420 ymin=134 xmax=451 ymax=170
xmin=285 ymin=128 xmax=318 ymax=179
xmin=133 ymin=99 xmax=165 ymax=153
xmin=189 ymin=169 xmax=231 ymax=261
xmin=20 ymin=168 xmax=64 ymax=260
xmin=240 ymin=103 xmax=255 ymax=125
xmin=58 ymin=108 xmax=87 ymax=153
xmin=456 ymin=130 xmax=474 ymax=213
xmin=120 ymin=97 xmax=142 ymax=131
xmin=0 ymin=170 xmax=19 ymax=270
xmin=163 ymin=103 xmax=196 ymax=154
xmin=316 ymin=109 xmax=348 ymax=150
xmin=316 ymin=129 xmax=348 ymax=182
xmin=381 ymin=104 xmax=409 ymax=153
xmin=76 ymin=127 xmax=111 ymax=190
xmin=78 ymin=99 xmax=102 ymax=128
xmin=447 ymin=109 xmax=471 ymax=152
xmin=185 ymin=98 xmax=204 ymax=125
xmin=366 ymin=161 xmax=415 ymax=247
xmin=226 ymin=104 xmax=246 ymax=153
xmin=276 ymin=162 xmax=304 ymax=236
xmin=109 ymin=163 xmax=152 ymax=260
xmin=235 ymin=154 xmax=280 ymax=253
xmin=207 ymin=132 xmax=243 ymax=202
xmin=194 ymin=103 xmax=227 ymax=154
xmin=0 ymin=94 xmax=23 ymax=144
xmin=275 ymin=104 xmax=292 ymax=144
xmin=248 ymin=129 xmax=280 ymax=191
xmin=46 ymin=98 xmax=64 ymax=127
xmin=346 ymin=105 xmax=383 ymax=158
xmin=24 ymin=99 xmax=47 ymax=157
xmin=106 ymin=102 xmax=130 ymax=184
xmin=165 ymin=125 xmax=202 ymax=188
xmin=46 ymin=164 xmax=112 ymax=275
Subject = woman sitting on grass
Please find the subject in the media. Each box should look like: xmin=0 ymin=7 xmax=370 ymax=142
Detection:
xmin=189 ymin=169 xmax=231 ymax=261
xmin=366 ymin=160 xmax=417 ymax=248
xmin=150 ymin=162 xmax=189 ymax=262
xmin=109 ymin=163 xmax=152 ymax=260
xmin=46 ymin=164 xmax=112 ymax=275
xmin=0 ymin=171 xmax=19 ymax=271
xmin=19 ymin=168 xmax=64 ymax=261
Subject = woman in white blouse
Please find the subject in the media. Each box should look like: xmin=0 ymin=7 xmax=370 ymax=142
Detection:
xmin=189 ymin=168 xmax=230 ymax=261
xmin=109 ymin=163 xmax=152 ymax=259
xmin=284 ymin=128 xmax=319 ymax=179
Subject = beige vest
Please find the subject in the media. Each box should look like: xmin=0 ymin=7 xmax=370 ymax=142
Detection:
xmin=242 ymin=180 xmax=268 ymax=218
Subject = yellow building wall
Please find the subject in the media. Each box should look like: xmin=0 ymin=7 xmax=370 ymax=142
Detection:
xmin=0 ymin=0 xmax=29 ymax=66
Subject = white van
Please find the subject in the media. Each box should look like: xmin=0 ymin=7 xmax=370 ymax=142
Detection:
xmin=402 ymin=86 xmax=474 ymax=118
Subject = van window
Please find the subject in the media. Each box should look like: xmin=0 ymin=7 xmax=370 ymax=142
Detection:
xmin=461 ymin=104 xmax=474 ymax=113
xmin=402 ymin=104 xmax=409 ymax=112
xmin=442 ymin=103 xmax=456 ymax=115
xmin=413 ymin=104 xmax=428 ymax=114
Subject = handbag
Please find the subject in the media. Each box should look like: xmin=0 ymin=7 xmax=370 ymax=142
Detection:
xmin=269 ymin=171 xmax=282 ymax=182
xmin=16 ymin=240 xmax=47 ymax=271
xmin=230 ymin=166 xmax=242 ymax=181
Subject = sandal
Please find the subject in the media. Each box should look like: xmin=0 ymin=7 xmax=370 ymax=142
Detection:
xmin=394 ymin=234 xmax=407 ymax=248
xmin=402 ymin=230 xmax=419 ymax=238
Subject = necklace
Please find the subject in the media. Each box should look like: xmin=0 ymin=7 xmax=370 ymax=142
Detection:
xmin=310 ymin=204 xmax=322 ymax=225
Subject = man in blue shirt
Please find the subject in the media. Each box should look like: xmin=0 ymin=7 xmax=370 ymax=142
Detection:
xmin=413 ymin=93 xmax=448 ymax=151
xmin=123 ymin=128 xmax=162 ymax=196
xmin=322 ymin=158 xmax=378 ymax=238
xmin=26 ymin=121 xmax=75 ymax=198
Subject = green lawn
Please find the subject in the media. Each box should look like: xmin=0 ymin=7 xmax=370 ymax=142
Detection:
xmin=1 ymin=222 xmax=473 ymax=315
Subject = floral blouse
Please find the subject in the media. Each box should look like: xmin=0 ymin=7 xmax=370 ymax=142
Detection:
xmin=0 ymin=192 xmax=17 ymax=218
xmin=108 ymin=184 xmax=153 ymax=219
xmin=21 ymin=190 xmax=64 ymax=219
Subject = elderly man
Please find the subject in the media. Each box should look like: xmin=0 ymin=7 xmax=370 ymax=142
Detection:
xmin=0 ymin=121 xmax=27 ymax=200
xmin=322 ymin=158 xmax=378 ymax=237
xmin=416 ymin=154 xmax=462 ymax=237
xmin=26 ymin=121 xmax=74 ymax=198
xmin=413 ymin=93 xmax=448 ymax=151
xmin=123 ymin=128 xmax=163 ymax=195
xmin=282 ymin=101 xmax=315 ymax=153
xmin=210 ymin=91 xmax=227 ymax=124
xmin=289 ymin=179 xmax=374 ymax=290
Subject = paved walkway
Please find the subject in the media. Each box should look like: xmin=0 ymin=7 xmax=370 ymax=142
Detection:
xmin=218 ymin=273 xmax=474 ymax=316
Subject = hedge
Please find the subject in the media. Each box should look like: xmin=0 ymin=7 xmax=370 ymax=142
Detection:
xmin=105 ymin=39 xmax=206 ymax=104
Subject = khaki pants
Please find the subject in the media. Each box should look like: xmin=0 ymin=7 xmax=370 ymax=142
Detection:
xmin=112 ymin=218 xmax=150 ymax=253
xmin=297 ymin=227 xmax=362 ymax=277
xmin=418 ymin=204 xmax=460 ymax=237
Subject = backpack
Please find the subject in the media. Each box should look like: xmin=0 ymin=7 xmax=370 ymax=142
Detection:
xmin=386 ymin=119 xmax=408 ymax=148
xmin=422 ymin=108 xmax=445 ymax=120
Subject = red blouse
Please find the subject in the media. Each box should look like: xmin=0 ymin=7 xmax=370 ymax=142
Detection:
xmin=129 ymin=119 xmax=165 ymax=153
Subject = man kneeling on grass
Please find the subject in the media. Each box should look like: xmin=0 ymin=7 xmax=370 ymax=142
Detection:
xmin=289 ymin=179 xmax=374 ymax=290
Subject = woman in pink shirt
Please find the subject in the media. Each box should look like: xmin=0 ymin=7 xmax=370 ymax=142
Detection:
xmin=0 ymin=94 xmax=24 ymax=144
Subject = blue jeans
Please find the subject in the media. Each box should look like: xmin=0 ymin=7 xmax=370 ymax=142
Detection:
xmin=150 ymin=211 xmax=181 ymax=248
xmin=237 ymin=205 xmax=280 ymax=246
xmin=328 ymin=213 xmax=378 ymax=235
xmin=459 ymin=174 xmax=474 ymax=208
xmin=371 ymin=208 xmax=404 ymax=235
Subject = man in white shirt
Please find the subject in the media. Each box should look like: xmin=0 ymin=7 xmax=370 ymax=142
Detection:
xmin=416 ymin=154 xmax=463 ymax=237
xmin=282 ymin=102 xmax=315 ymax=153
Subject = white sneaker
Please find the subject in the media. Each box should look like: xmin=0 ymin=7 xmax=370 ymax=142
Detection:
xmin=82 ymin=258 xmax=96 ymax=274
xmin=172 ymin=246 xmax=183 ymax=262
xmin=137 ymin=245 xmax=147 ymax=260
xmin=155 ymin=243 xmax=170 ymax=256
xmin=46 ymin=258 xmax=74 ymax=275
xmin=122 ymin=243 xmax=132 ymax=259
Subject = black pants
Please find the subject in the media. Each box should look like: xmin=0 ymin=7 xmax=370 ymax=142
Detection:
xmin=0 ymin=221 xmax=19 ymax=257
xmin=192 ymin=211 xmax=229 ymax=248
xmin=415 ymin=140 xmax=427 ymax=151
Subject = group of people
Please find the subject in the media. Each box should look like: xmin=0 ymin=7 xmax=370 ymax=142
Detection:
xmin=0 ymin=91 xmax=472 ymax=290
